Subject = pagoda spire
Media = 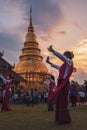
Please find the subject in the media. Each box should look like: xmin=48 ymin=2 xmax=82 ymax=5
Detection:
xmin=28 ymin=5 xmax=34 ymax=32
xmin=14 ymin=5 xmax=50 ymax=92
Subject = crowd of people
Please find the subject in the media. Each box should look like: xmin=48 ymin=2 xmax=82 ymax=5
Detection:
xmin=0 ymin=80 xmax=86 ymax=107
xmin=11 ymin=89 xmax=49 ymax=106
xmin=69 ymin=80 xmax=86 ymax=106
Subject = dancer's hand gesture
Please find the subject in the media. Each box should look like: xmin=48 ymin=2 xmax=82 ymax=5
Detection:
xmin=48 ymin=45 xmax=54 ymax=52
xmin=46 ymin=56 xmax=51 ymax=64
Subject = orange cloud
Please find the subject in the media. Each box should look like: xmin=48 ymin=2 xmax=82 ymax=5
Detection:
xmin=71 ymin=39 xmax=87 ymax=83
xmin=73 ymin=39 xmax=87 ymax=72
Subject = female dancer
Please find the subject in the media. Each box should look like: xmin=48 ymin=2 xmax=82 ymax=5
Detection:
xmin=48 ymin=75 xmax=55 ymax=111
xmin=0 ymin=74 xmax=12 ymax=111
xmin=46 ymin=45 xmax=74 ymax=124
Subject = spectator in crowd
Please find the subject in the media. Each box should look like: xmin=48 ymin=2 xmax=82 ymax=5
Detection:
xmin=47 ymin=75 xmax=55 ymax=111
xmin=78 ymin=89 xmax=85 ymax=105
xmin=70 ymin=81 xmax=78 ymax=107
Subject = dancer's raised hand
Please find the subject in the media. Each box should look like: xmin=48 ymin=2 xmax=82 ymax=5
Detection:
xmin=46 ymin=56 xmax=51 ymax=64
xmin=48 ymin=45 xmax=54 ymax=52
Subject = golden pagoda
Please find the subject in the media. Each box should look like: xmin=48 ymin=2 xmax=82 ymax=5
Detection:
xmin=14 ymin=6 xmax=50 ymax=92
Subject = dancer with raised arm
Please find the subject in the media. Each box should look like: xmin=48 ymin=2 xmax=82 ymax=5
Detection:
xmin=46 ymin=45 xmax=74 ymax=124
xmin=0 ymin=74 xmax=12 ymax=111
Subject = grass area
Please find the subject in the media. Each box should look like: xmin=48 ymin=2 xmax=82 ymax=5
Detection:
xmin=0 ymin=104 xmax=87 ymax=130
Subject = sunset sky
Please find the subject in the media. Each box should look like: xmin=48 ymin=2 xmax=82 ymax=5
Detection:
xmin=0 ymin=0 xmax=87 ymax=84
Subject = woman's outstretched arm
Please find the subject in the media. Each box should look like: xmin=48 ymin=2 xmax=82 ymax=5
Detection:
xmin=48 ymin=45 xmax=72 ymax=66
xmin=0 ymin=74 xmax=10 ymax=84
xmin=46 ymin=56 xmax=60 ymax=70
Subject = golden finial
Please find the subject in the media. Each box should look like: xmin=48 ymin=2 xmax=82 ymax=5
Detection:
xmin=28 ymin=5 xmax=34 ymax=32
xmin=30 ymin=5 xmax=32 ymax=15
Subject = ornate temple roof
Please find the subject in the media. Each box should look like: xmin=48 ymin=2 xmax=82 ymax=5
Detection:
xmin=0 ymin=56 xmax=26 ymax=82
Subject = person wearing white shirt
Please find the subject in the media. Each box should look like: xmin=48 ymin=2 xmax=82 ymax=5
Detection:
xmin=46 ymin=45 xmax=74 ymax=124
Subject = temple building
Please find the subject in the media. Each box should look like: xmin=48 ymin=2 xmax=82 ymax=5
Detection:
xmin=14 ymin=7 xmax=50 ymax=92
xmin=0 ymin=52 xmax=27 ymax=93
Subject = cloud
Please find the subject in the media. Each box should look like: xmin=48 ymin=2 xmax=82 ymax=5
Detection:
xmin=0 ymin=32 xmax=22 ymax=51
xmin=0 ymin=0 xmax=23 ymax=26
xmin=0 ymin=31 xmax=23 ymax=64
xmin=73 ymin=69 xmax=87 ymax=84
xmin=3 ymin=0 xmax=64 ymax=31
xmin=72 ymin=39 xmax=87 ymax=83
xmin=58 ymin=31 xmax=66 ymax=35
xmin=20 ymin=0 xmax=64 ymax=31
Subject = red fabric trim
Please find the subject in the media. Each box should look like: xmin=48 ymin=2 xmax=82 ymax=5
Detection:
xmin=1 ymin=80 xmax=12 ymax=111
xmin=4 ymin=80 xmax=12 ymax=99
xmin=58 ymin=63 xmax=66 ymax=79
xmin=50 ymin=64 xmax=73 ymax=101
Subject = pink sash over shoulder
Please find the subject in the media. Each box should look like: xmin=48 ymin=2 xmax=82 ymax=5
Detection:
xmin=50 ymin=63 xmax=73 ymax=101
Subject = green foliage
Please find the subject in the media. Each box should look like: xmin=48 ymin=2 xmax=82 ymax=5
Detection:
xmin=0 ymin=104 xmax=87 ymax=130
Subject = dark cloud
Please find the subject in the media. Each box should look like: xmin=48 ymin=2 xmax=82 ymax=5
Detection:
xmin=11 ymin=0 xmax=64 ymax=31
xmin=58 ymin=31 xmax=67 ymax=35
xmin=0 ymin=32 xmax=22 ymax=51
xmin=0 ymin=31 xmax=23 ymax=64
